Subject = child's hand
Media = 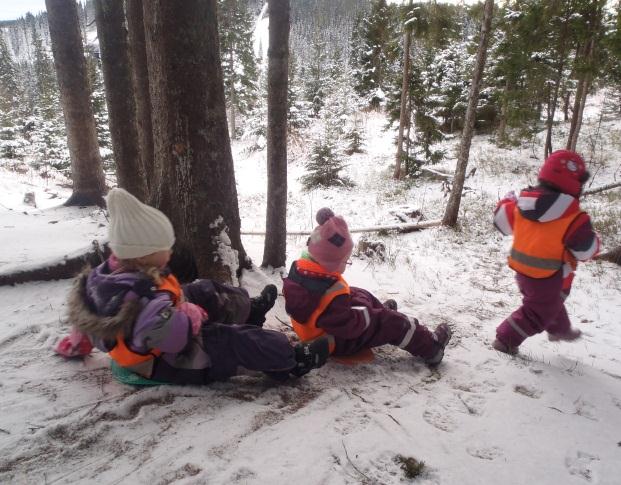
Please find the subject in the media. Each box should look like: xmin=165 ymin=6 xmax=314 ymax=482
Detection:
xmin=55 ymin=328 xmax=93 ymax=358
xmin=178 ymin=302 xmax=208 ymax=336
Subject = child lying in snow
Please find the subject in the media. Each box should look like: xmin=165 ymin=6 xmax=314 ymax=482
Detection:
xmin=282 ymin=208 xmax=451 ymax=365
xmin=492 ymin=150 xmax=601 ymax=355
xmin=55 ymin=188 xmax=329 ymax=384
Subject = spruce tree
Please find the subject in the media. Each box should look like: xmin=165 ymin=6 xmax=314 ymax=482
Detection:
xmin=218 ymin=0 xmax=259 ymax=139
xmin=350 ymin=0 xmax=398 ymax=106
xmin=0 ymin=33 xmax=23 ymax=159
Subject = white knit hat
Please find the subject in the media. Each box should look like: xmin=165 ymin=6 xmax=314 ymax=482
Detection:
xmin=106 ymin=188 xmax=175 ymax=259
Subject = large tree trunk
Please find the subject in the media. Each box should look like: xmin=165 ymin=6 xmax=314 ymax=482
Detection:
xmin=393 ymin=0 xmax=413 ymax=180
xmin=442 ymin=0 xmax=494 ymax=227
xmin=143 ymin=0 xmax=248 ymax=283
xmin=45 ymin=0 xmax=106 ymax=207
xmin=262 ymin=0 xmax=290 ymax=269
xmin=94 ymin=0 xmax=146 ymax=201
xmin=126 ymin=0 xmax=154 ymax=197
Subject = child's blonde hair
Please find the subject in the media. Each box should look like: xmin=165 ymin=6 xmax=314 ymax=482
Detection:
xmin=116 ymin=258 xmax=163 ymax=285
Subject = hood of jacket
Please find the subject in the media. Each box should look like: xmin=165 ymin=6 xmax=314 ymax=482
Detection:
xmin=67 ymin=262 xmax=150 ymax=340
xmin=516 ymin=186 xmax=580 ymax=223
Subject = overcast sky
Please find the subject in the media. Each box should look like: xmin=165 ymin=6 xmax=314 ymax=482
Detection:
xmin=0 ymin=0 xmax=47 ymax=21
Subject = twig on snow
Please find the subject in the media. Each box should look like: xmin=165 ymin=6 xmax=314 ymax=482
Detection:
xmin=342 ymin=440 xmax=371 ymax=483
xmin=274 ymin=315 xmax=292 ymax=329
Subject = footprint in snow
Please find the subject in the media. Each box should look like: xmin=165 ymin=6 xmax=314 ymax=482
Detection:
xmin=466 ymin=446 xmax=503 ymax=461
xmin=513 ymin=384 xmax=542 ymax=399
xmin=565 ymin=450 xmax=600 ymax=482
xmin=422 ymin=408 xmax=456 ymax=432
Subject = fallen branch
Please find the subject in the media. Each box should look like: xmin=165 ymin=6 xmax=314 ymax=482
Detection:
xmin=0 ymin=241 xmax=109 ymax=287
xmin=582 ymin=181 xmax=621 ymax=196
xmin=596 ymin=246 xmax=621 ymax=266
xmin=242 ymin=219 xmax=443 ymax=236
xmin=342 ymin=440 xmax=371 ymax=483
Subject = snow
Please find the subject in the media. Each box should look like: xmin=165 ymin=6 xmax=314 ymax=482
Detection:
xmin=1 ymin=96 xmax=621 ymax=483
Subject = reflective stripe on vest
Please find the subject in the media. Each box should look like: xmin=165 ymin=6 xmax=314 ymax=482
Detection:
xmin=290 ymin=259 xmax=350 ymax=353
xmin=508 ymin=207 xmax=581 ymax=278
xmin=108 ymin=273 xmax=180 ymax=378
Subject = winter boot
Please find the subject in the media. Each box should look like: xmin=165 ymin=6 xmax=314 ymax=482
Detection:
xmin=492 ymin=338 xmax=519 ymax=355
xmin=383 ymin=299 xmax=398 ymax=311
xmin=425 ymin=323 xmax=452 ymax=366
xmin=291 ymin=336 xmax=330 ymax=377
xmin=246 ymin=284 xmax=278 ymax=326
xmin=548 ymin=327 xmax=582 ymax=342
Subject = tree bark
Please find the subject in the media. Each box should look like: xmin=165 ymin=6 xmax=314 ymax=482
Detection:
xmin=228 ymin=47 xmax=237 ymax=139
xmin=442 ymin=0 xmax=494 ymax=227
xmin=143 ymin=0 xmax=248 ymax=283
xmin=394 ymin=0 xmax=413 ymax=180
xmin=94 ymin=0 xmax=146 ymax=201
xmin=126 ymin=0 xmax=154 ymax=197
xmin=45 ymin=0 xmax=106 ymax=207
xmin=262 ymin=0 xmax=290 ymax=269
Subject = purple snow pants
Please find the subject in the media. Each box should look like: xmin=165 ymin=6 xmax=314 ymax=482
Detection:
xmin=496 ymin=271 xmax=571 ymax=348
xmin=332 ymin=287 xmax=437 ymax=359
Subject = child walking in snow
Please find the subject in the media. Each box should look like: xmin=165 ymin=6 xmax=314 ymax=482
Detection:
xmin=492 ymin=150 xmax=600 ymax=355
xmin=282 ymin=208 xmax=452 ymax=366
xmin=55 ymin=188 xmax=328 ymax=384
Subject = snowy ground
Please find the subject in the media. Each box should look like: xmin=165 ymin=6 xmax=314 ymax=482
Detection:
xmin=0 ymin=102 xmax=620 ymax=484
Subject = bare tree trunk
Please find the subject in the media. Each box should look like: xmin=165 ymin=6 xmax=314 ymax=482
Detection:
xmin=442 ymin=0 xmax=494 ymax=227
xmin=567 ymin=1 xmax=603 ymax=151
xmin=94 ymin=0 xmax=146 ymax=201
xmin=545 ymin=16 xmax=570 ymax=159
xmin=46 ymin=0 xmax=106 ymax=207
xmin=262 ymin=0 xmax=290 ymax=269
xmin=126 ymin=0 xmax=154 ymax=197
xmin=562 ymin=89 xmax=570 ymax=121
xmin=394 ymin=0 xmax=413 ymax=180
xmin=497 ymin=80 xmax=509 ymax=142
xmin=567 ymin=52 xmax=592 ymax=152
xmin=143 ymin=0 xmax=248 ymax=283
xmin=228 ymin=48 xmax=237 ymax=139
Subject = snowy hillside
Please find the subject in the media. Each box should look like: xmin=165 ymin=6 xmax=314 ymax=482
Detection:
xmin=1 ymin=91 xmax=620 ymax=484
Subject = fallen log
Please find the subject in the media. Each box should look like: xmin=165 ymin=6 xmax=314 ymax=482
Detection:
xmin=596 ymin=246 xmax=621 ymax=266
xmin=0 ymin=220 xmax=443 ymax=286
xmin=0 ymin=241 xmax=109 ymax=287
xmin=582 ymin=181 xmax=621 ymax=197
xmin=241 ymin=219 xmax=443 ymax=236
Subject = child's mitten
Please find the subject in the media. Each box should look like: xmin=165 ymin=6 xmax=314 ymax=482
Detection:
xmin=178 ymin=302 xmax=208 ymax=335
xmin=55 ymin=327 xmax=93 ymax=358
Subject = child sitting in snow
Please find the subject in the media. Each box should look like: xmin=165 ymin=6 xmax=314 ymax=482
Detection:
xmin=55 ymin=188 xmax=329 ymax=384
xmin=282 ymin=208 xmax=452 ymax=366
xmin=492 ymin=150 xmax=600 ymax=355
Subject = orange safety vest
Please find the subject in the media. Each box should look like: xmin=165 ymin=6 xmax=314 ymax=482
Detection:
xmin=290 ymin=259 xmax=350 ymax=353
xmin=108 ymin=273 xmax=182 ymax=378
xmin=508 ymin=208 xmax=581 ymax=278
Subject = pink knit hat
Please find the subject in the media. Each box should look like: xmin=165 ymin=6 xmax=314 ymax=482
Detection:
xmin=307 ymin=208 xmax=354 ymax=273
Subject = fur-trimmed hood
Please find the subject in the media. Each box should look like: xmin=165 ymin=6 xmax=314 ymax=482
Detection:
xmin=67 ymin=265 xmax=145 ymax=340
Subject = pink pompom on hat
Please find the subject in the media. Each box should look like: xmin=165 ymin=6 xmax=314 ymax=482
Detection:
xmin=307 ymin=207 xmax=354 ymax=272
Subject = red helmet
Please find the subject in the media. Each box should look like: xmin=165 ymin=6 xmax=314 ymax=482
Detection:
xmin=538 ymin=150 xmax=589 ymax=197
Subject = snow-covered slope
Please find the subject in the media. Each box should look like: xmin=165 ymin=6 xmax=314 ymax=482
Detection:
xmin=0 ymin=99 xmax=620 ymax=483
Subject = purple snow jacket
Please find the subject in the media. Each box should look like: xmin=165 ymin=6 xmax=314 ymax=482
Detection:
xmin=67 ymin=259 xmax=211 ymax=384
xmin=283 ymin=259 xmax=433 ymax=357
